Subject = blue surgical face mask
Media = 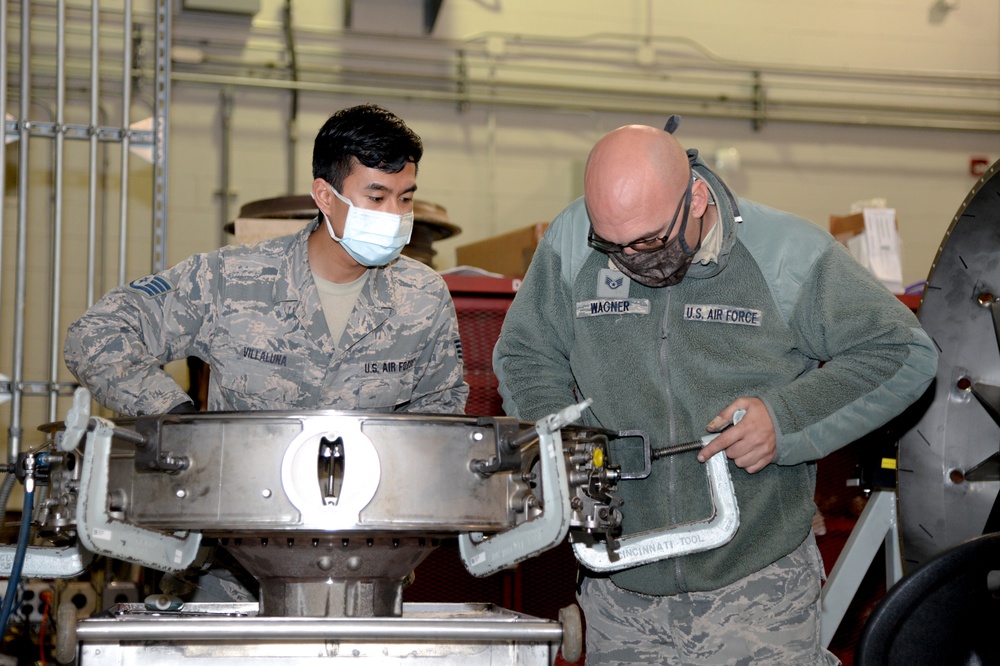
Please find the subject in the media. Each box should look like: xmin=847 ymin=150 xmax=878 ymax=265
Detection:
xmin=321 ymin=183 xmax=414 ymax=267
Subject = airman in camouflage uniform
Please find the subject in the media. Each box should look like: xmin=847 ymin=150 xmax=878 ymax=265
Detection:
xmin=65 ymin=104 xmax=468 ymax=417
xmin=64 ymin=218 xmax=467 ymax=416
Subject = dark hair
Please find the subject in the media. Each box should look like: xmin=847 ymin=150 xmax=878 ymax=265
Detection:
xmin=312 ymin=104 xmax=423 ymax=190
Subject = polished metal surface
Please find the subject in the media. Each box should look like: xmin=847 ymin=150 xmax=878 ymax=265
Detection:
xmin=230 ymin=536 xmax=430 ymax=617
xmin=897 ymin=158 xmax=1000 ymax=570
xmin=105 ymin=410 xmax=525 ymax=617
xmin=30 ymin=398 xmax=741 ymax=622
xmin=36 ymin=404 xmax=624 ymax=620
xmin=26 ymin=396 xmax=736 ymax=666
xmin=75 ymin=602 xmax=560 ymax=665
xmin=112 ymin=411 xmax=518 ymax=533
xmin=24 ymin=399 xmax=725 ymax=663
xmin=77 ymin=602 xmax=563 ymax=642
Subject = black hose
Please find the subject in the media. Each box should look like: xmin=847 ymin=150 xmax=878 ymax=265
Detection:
xmin=0 ymin=484 xmax=35 ymax=635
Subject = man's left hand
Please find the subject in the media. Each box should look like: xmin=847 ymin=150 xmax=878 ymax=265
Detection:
xmin=697 ymin=398 xmax=776 ymax=473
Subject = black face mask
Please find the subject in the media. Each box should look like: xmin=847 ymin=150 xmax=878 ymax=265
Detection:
xmin=605 ymin=179 xmax=701 ymax=288
xmin=608 ymin=234 xmax=696 ymax=288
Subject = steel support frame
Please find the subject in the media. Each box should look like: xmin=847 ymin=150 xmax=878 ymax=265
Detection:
xmin=819 ymin=490 xmax=904 ymax=647
xmin=1 ymin=0 xmax=169 ymax=461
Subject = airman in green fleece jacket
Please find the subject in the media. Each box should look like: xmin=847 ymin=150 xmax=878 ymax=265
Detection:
xmin=493 ymin=120 xmax=937 ymax=665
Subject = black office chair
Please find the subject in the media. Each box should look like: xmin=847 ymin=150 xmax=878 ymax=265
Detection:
xmin=855 ymin=531 xmax=1000 ymax=666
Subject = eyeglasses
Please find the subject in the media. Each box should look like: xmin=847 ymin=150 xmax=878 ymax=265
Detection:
xmin=588 ymin=175 xmax=693 ymax=254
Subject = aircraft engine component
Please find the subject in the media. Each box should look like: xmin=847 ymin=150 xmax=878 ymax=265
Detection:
xmin=897 ymin=158 xmax=1000 ymax=569
xmin=6 ymin=391 xmax=741 ymax=664
xmin=36 ymin=398 xmax=622 ymax=619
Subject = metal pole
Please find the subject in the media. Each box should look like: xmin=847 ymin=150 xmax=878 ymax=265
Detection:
xmin=283 ymin=0 xmax=298 ymax=196
xmin=86 ymin=0 xmax=100 ymax=306
xmin=0 ymin=0 xmax=7 ymax=309
xmin=47 ymin=0 xmax=67 ymax=423
xmin=117 ymin=0 xmax=132 ymax=286
xmin=218 ymin=87 xmax=233 ymax=249
xmin=168 ymin=69 xmax=1000 ymax=134
xmin=8 ymin=0 xmax=32 ymax=462
xmin=75 ymin=616 xmax=564 ymax=643
xmin=152 ymin=0 xmax=169 ymax=273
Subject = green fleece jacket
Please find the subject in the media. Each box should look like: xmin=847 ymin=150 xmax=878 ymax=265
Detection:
xmin=493 ymin=161 xmax=937 ymax=596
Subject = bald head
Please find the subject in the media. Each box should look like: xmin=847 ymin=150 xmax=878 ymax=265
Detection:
xmin=584 ymin=125 xmax=694 ymax=246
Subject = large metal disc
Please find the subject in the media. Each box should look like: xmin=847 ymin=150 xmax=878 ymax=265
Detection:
xmin=897 ymin=159 xmax=1000 ymax=571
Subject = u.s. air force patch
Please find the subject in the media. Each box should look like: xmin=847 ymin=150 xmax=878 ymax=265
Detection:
xmin=683 ymin=304 xmax=763 ymax=326
xmin=127 ymin=275 xmax=174 ymax=298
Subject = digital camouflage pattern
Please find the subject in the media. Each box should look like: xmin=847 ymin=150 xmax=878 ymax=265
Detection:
xmin=578 ymin=534 xmax=840 ymax=665
xmin=65 ymin=219 xmax=468 ymax=416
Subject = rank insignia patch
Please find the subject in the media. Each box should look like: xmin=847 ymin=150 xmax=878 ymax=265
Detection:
xmin=127 ymin=275 xmax=174 ymax=298
xmin=596 ymin=268 xmax=630 ymax=298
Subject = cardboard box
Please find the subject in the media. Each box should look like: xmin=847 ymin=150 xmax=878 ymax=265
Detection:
xmin=829 ymin=211 xmax=901 ymax=245
xmin=455 ymin=223 xmax=549 ymax=277
xmin=829 ymin=212 xmax=866 ymax=247
xmin=830 ymin=209 xmax=903 ymax=294
xmin=232 ymin=217 xmax=310 ymax=246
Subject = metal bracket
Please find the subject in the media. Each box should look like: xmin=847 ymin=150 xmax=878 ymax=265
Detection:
xmin=571 ymin=428 xmax=740 ymax=572
xmin=280 ymin=417 xmax=380 ymax=530
xmin=469 ymin=416 xmax=529 ymax=477
xmin=59 ymin=388 xmax=92 ymax=452
xmin=76 ymin=417 xmax=201 ymax=572
xmin=132 ymin=416 xmax=189 ymax=473
xmin=614 ymin=429 xmax=651 ymax=480
xmin=458 ymin=400 xmax=591 ymax=577
xmin=820 ymin=489 xmax=903 ymax=646
xmin=0 ymin=544 xmax=93 ymax=579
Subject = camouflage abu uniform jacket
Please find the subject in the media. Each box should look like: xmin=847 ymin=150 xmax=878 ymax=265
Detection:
xmin=64 ymin=219 xmax=469 ymax=416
